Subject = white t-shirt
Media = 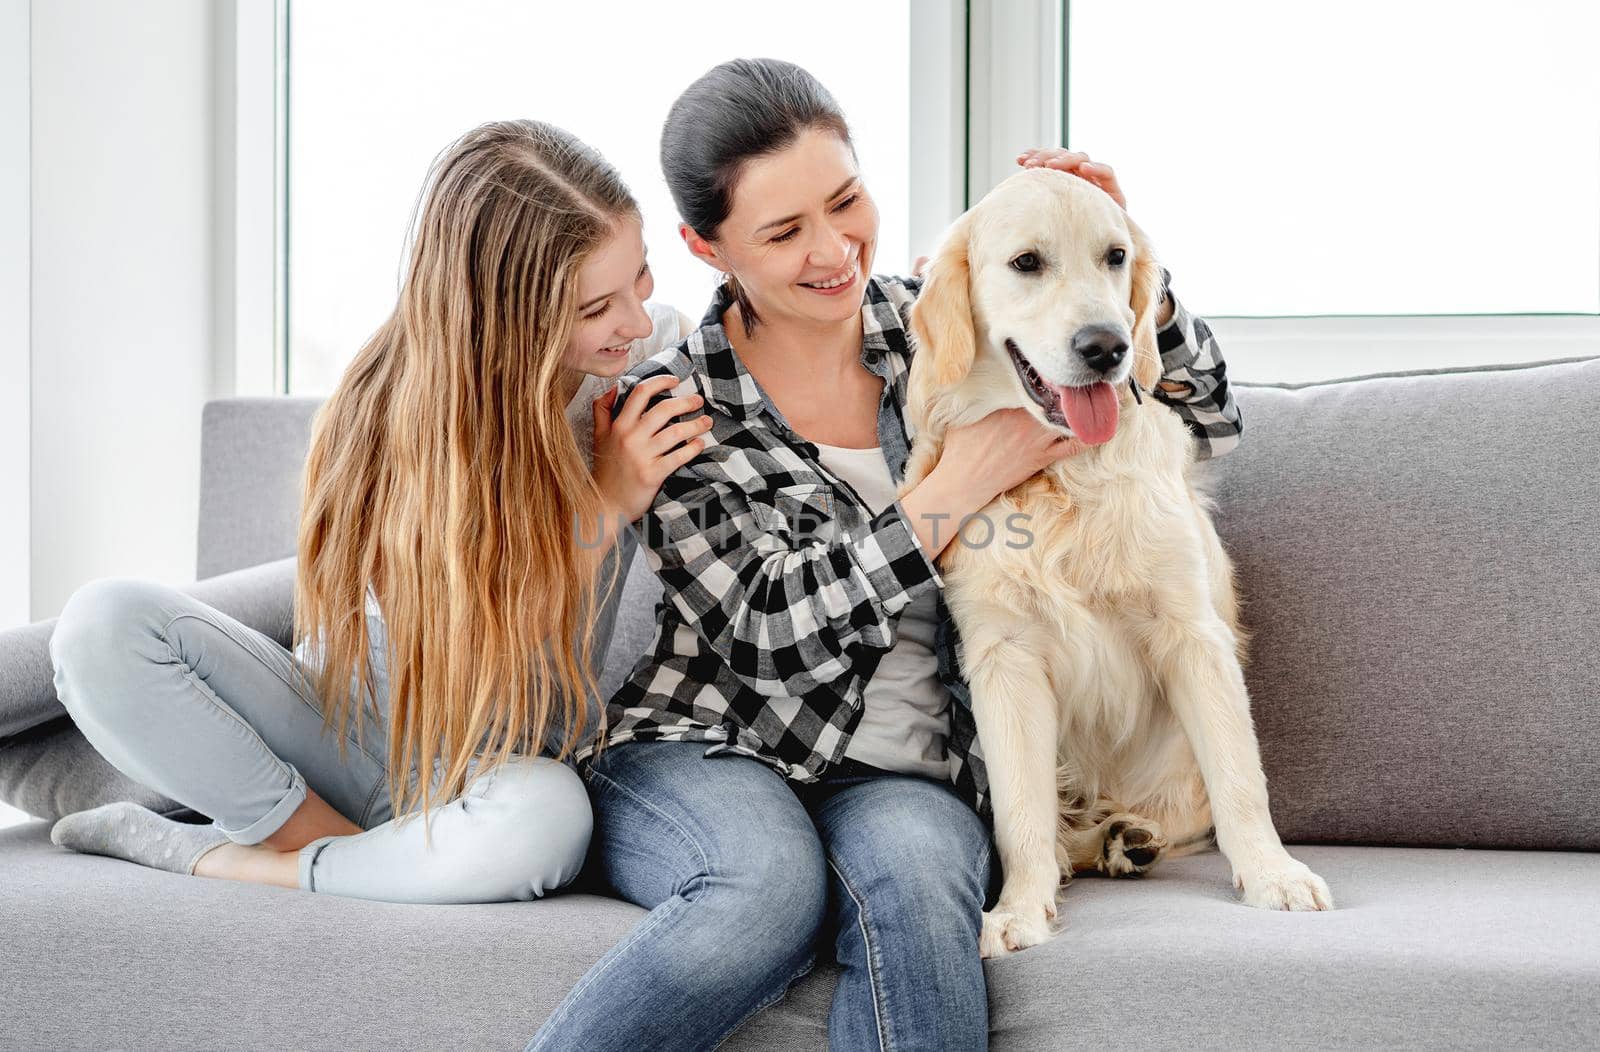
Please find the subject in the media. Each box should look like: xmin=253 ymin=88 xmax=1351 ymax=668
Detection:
xmin=811 ymin=441 xmax=951 ymax=780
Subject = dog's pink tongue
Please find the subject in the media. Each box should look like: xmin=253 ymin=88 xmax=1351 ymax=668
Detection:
xmin=1055 ymin=381 xmax=1120 ymax=445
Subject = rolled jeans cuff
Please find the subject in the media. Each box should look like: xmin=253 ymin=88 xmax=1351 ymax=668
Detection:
xmin=298 ymin=833 xmax=338 ymax=892
xmin=219 ymin=764 xmax=309 ymax=845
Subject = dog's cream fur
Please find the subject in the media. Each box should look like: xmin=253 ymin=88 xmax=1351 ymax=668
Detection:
xmin=901 ymin=168 xmax=1333 ymax=959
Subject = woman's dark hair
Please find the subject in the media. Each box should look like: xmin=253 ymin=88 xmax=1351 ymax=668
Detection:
xmin=661 ymin=57 xmax=854 ymax=336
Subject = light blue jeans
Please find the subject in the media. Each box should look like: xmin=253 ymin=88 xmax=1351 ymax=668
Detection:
xmin=48 ymin=576 xmax=592 ymax=904
xmin=528 ymin=741 xmax=996 ymax=1051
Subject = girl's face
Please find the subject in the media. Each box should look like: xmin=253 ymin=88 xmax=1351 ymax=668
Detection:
xmin=689 ymin=126 xmax=879 ymax=333
xmin=563 ymin=213 xmax=655 ymax=378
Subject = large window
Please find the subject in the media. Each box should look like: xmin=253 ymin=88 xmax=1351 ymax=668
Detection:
xmin=286 ymin=0 xmax=913 ymax=395
xmin=1066 ymin=0 xmax=1600 ymax=318
xmin=279 ymin=2 xmax=1600 ymax=392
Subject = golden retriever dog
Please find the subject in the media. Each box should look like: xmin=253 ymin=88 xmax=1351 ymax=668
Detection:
xmin=901 ymin=168 xmax=1333 ymax=958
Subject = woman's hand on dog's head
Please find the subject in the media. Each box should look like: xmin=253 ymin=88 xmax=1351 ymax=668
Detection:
xmin=914 ymin=147 xmax=1123 ymax=272
xmin=1016 ymin=147 xmax=1127 ymax=211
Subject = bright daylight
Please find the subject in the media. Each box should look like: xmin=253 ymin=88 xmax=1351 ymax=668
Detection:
xmin=2 ymin=1 xmax=1596 ymax=1049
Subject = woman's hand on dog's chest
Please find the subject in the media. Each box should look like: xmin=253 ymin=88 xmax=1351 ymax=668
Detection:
xmin=942 ymin=407 xmax=1089 ymax=492
xmin=900 ymin=407 xmax=1088 ymax=559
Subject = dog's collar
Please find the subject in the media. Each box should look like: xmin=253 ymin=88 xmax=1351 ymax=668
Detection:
xmin=1129 ymin=376 xmax=1144 ymax=405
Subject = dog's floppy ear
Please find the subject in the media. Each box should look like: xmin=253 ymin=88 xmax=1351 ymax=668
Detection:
xmin=1126 ymin=215 xmax=1164 ymax=393
xmin=910 ymin=214 xmax=977 ymax=388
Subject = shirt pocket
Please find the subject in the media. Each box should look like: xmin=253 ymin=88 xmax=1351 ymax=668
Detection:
xmin=754 ymin=482 xmax=839 ymax=545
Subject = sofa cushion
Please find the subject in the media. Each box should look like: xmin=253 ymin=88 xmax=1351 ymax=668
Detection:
xmin=0 ymin=718 xmax=191 ymax=823
xmin=0 ymin=620 xmax=59 ymax=743
xmin=1212 ymin=355 xmax=1600 ymax=851
xmin=1 ymin=824 xmax=1592 ymax=1049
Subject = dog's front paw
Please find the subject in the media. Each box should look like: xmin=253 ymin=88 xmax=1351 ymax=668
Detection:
xmin=1101 ymin=814 xmax=1169 ymax=877
xmin=980 ymin=899 xmax=1058 ymax=958
xmin=1233 ymin=858 xmax=1334 ymax=911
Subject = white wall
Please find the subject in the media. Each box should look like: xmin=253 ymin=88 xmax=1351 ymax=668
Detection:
xmin=1 ymin=0 xmax=29 ymax=630
xmin=27 ymin=0 xmax=216 ymax=621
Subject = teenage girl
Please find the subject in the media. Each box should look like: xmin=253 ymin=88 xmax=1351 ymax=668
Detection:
xmin=46 ymin=119 xmax=713 ymax=903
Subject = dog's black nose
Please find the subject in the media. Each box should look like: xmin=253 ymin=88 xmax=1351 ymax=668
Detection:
xmin=1072 ymin=325 xmax=1129 ymax=374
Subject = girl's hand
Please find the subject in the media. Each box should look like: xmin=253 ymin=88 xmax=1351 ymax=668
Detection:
xmin=592 ymin=374 xmax=714 ymax=523
xmin=938 ymin=407 xmax=1089 ymax=500
xmin=1016 ymin=147 xmax=1127 ymax=210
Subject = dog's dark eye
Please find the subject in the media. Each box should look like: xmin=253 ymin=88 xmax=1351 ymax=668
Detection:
xmin=1010 ymin=252 xmax=1042 ymax=274
xmin=1107 ymin=247 xmax=1127 ymax=267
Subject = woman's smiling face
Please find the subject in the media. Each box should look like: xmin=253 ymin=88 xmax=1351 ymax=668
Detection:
xmin=701 ymin=126 xmax=879 ymax=331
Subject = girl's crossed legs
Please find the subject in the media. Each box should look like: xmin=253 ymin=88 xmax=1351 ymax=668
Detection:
xmin=528 ymin=740 xmax=993 ymax=1052
xmin=49 ymin=576 xmax=591 ymax=903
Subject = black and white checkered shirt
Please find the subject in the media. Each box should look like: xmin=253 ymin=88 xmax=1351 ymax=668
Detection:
xmin=577 ymin=271 xmax=1242 ymax=821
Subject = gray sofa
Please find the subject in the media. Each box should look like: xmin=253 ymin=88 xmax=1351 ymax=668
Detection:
xmin=3 ymin=355 xmax=1597 ymax=1050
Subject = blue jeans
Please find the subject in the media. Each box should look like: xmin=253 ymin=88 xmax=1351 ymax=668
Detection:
xmin=527 ymin=741 xmax=996 ymax=1051
xmin=49 ymin=576 xmax=592 ymax=903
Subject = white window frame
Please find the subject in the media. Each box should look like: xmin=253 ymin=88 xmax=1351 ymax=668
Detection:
xmin=216 ymin=0 xmax=286 ymax=398
xmin=909 ymin=0 xmax=968 ymax=264
xmin=965 ymin=0 xmax=1065 ymax=204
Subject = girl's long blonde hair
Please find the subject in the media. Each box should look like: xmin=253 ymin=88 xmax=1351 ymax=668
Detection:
xmin=293 ymin=119 xmax=635 ymax=828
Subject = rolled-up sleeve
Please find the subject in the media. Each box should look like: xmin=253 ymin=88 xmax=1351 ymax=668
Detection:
xmin=1150 ymin=268 xmax=1244 ymax=460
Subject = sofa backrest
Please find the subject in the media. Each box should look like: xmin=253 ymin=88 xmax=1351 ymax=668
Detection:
xmin=1201 ymin=354 xmax=1598 ymax=851
xmin=190 ymin=356 xmax=1600 ymax=851
xmin=197 ymin=398 xmax=323 ymax=579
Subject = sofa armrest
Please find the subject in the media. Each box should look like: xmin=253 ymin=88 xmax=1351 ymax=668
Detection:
xmin=0 ymin=556 xmax=298 ymax=820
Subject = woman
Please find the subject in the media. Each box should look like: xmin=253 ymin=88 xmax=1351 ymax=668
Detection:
xmin=45 ymin=120 xmax=712 ymax=903
xmin=529 ymin=60 xmax=1244 ymax=1051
